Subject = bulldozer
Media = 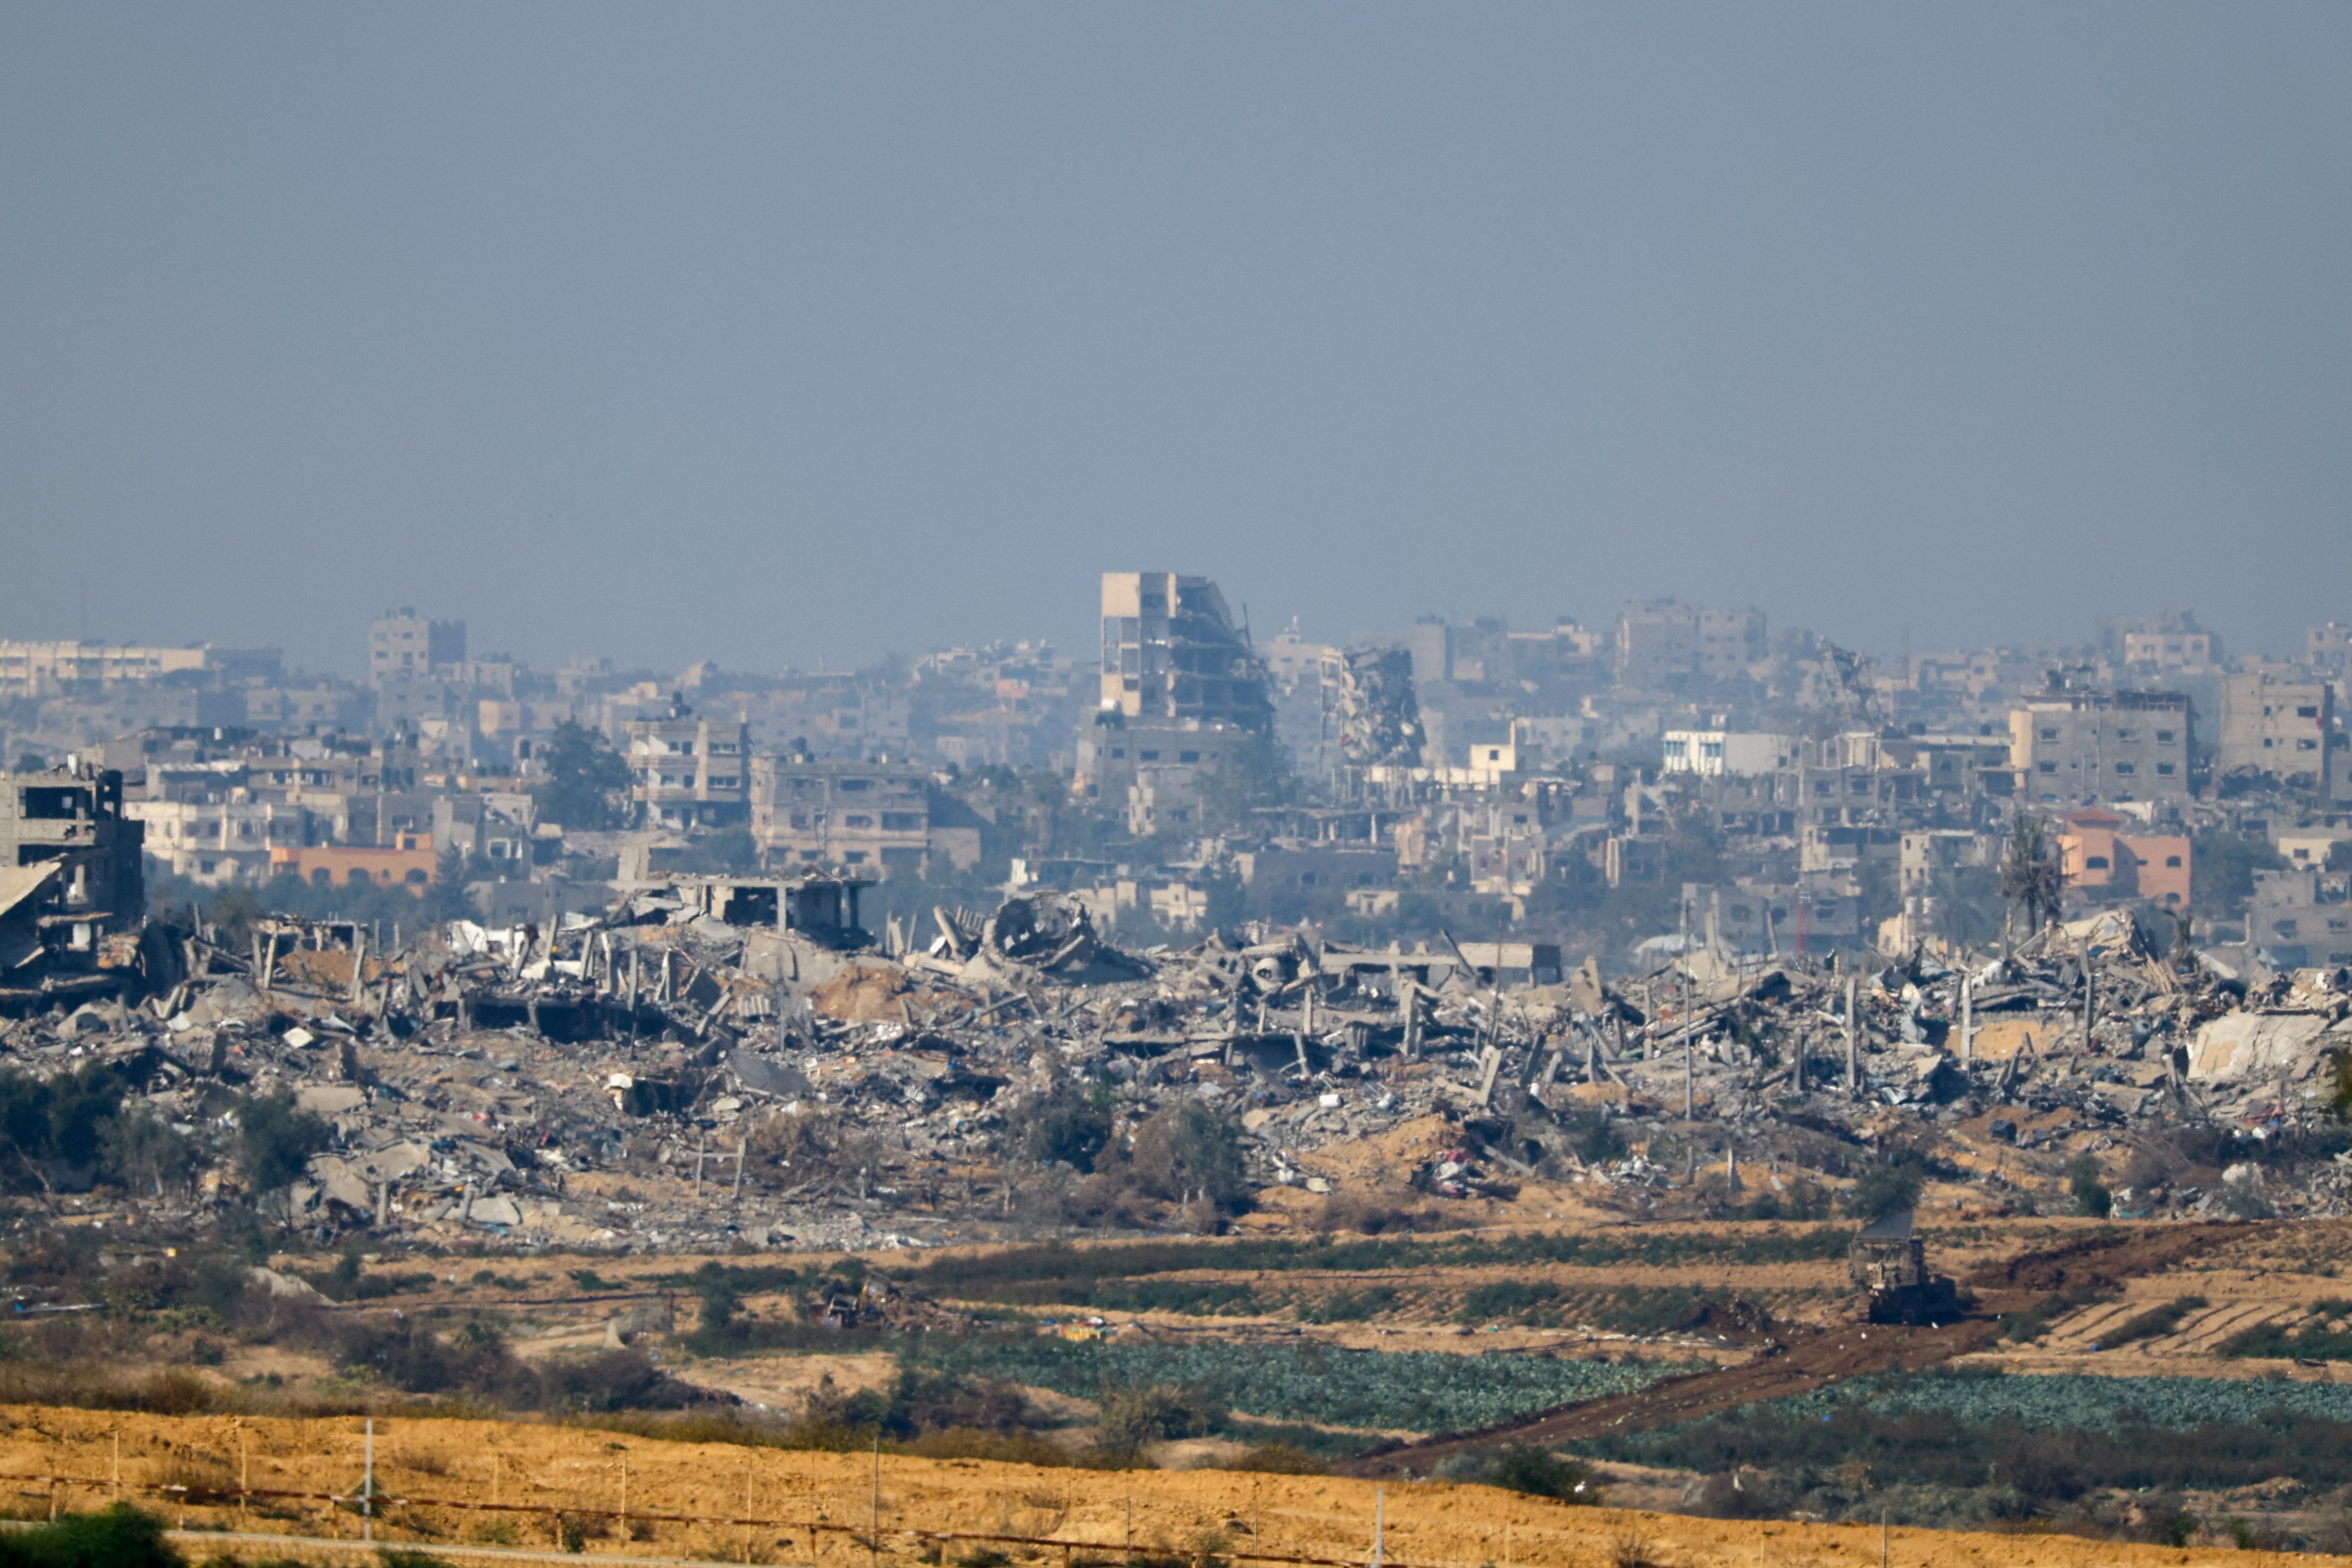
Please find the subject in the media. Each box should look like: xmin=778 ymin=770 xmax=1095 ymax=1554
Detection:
xmin=1847 ymin=1209 xmax=1962 ymax=1324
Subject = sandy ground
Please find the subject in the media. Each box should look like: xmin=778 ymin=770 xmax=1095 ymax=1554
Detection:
xmin=0 ymin=1404 xmax=2339 ymax=1568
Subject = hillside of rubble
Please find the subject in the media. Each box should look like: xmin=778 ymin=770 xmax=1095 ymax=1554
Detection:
xmin=5 ymin=879 xmax=2348 ymax=1254
xmin=7 ymin=879 xmax=2352 ymax=1546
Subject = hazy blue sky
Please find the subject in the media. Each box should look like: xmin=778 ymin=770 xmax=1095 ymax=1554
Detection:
xmin=3 ymin=5 xmax=2346 ymax=677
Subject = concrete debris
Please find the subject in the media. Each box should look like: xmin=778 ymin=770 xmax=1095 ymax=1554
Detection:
xmin=6 ymin=863 xmax=2352 ymax=1255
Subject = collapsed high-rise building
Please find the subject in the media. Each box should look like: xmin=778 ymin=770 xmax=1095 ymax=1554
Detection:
xmin=1096 ymin=572 xmax=1272 ymax=733
xmin=1078 ymin=573 xmax=1274 ymax=830
xmin=1331 ymin=647 xmax=1424 ymax=770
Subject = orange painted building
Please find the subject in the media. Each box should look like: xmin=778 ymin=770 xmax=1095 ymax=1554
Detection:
xmin=2057 ymin=808 xmax=2191 ymax=909
xmin=269 ymin=831 xmax=438 ymax=894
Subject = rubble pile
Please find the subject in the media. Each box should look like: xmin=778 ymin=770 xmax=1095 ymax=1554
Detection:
xmin=5 ymin=873 xmax=2352 ymax=1255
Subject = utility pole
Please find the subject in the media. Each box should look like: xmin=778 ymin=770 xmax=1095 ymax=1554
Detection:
xmin=1684 ymin=1023 xmax=1695 ymax=1119
xmin=1959 ymin=974 xmax=1973 ymax=1068
xmin=1845 ymin=975 xmax=1859 ymax=1098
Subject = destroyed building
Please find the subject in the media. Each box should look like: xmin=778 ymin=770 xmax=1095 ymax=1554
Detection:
xmin=1096 ymin=571 xmax=1274 ymax=732
xmin=625 ymin=706 xmax=751 ymax=829
xmin=2217 ymin=671 xmax=2334 ymax=797
xmin=2010 ymin=683 xmax=2194 ymax=804
xmin=750 ymin=752 xmax=958 ymax=873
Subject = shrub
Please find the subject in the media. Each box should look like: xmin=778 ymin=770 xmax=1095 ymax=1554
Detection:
xmin=0 ymin=1061 xmax=177 ymax=1196
xmin=0 ymin=1504 xmax=181 ymax=1568
xmin=1228 ymin=1441 xmax=1325 ymax=1474
xmin=1025 ymin=1085 xmax=1114 ymax=1173
xmin=1313 ymin=1192 xmax=1465 ymax=1235
xmin=2065 ymin=1154 xmax=2113 ymax=1218
xmin=1563 ymin=1105 xmax=1628 ymax=1166
xmin=1121 ymin=1103 xmax=1249 ymax=1214
xmin=539 ymin=1348 xmax=699 ymax=1413
xmin=1726 ymin=1178 xmax=1834 ymax=1222
xmin=1095 ymin=1381 xmax=1222 ymax=1453
xmin=234 ymin=1091 xmax=330 ymax=1194
xmin=1489 ymin=1444 xmax=1596 ymax=1501
xmin=744 ymin=1108 xmax=885 ymax=1193
xmin=98 ymin=1108 xmax=201 ymax=1198
xmin=1300 ymin=1286 xmax=1399 ymax=1323
xmin=1845 ymin=1151 xmax=1927 ymax=1222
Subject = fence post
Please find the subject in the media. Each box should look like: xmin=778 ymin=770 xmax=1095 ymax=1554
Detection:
xmin=871 ymin=1433 xmax=882 ymax=1568
xmin=363 ymin=1417 xmax=375 ymax=1543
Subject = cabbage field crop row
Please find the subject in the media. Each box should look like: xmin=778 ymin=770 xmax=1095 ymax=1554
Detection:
xmin=905 ymin=1225 xmax=1857 ymax=1301
xmin=1749 ymin=1369 xmax=2352 ymax=1432
xmin=905 ymin=1336 xmax=1698 ymax=1434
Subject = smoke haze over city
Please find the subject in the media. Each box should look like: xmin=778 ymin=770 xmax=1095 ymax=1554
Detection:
xmin=3 ymin=4 xmax=2347 ymax=674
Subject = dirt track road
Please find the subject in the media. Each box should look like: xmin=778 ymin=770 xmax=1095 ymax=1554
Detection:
xmin=1341 ymin=1220 xmax=2258 ymax=1475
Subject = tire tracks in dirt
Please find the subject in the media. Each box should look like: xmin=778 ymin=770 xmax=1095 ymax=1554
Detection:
xmin=1339 ymin=1221 xmax=2255 ymax=1475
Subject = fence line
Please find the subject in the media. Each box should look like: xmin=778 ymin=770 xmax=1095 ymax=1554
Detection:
xmin=0 ymin=1470 xmax=1441 ymax=1568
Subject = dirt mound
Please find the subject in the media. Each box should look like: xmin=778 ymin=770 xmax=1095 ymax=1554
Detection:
xmin=810 ymin=965 xmax=975 ymax=1023
xmin=1678 ymin=1297 xmax=1778 ymax=1340
xmin=1961 ymin=1220 xmax=2253 ymax=1301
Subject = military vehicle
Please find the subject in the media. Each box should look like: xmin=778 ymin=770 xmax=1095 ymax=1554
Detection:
xmin=1847 ymin=1208 xmax=1962 ymax=1324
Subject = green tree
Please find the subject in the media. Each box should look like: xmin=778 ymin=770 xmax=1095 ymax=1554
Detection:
xmin=2065 ymin=1153 xmax=2112 ymax=1218
xmin=0 ymin=1502 xmax=182 ymax=1568
xmin=99 ymin=1107 xmax=200 ymax=1197
xmin=1094 ymin=1381 xmax=1222 ymax=1454
xmin=1844 ymin=1150 xmax=1926 ymax=1222
xmin=532 ymin=719 xmax=631 ymax=830
xmin=0 ymin=1060 xmax=137 ymax=1193
xmin=417 ymin=848 xmax=485 ymax=923
xmin=1024 ymin=1083 xmax=1114 ymax=1172
xmin=1124 ymin=1101 xmax=1249 ymax=1212
xmin=234 ymin=1090 xmax=330 ymax=1193
xmin=1489 ymin=1444 xmax=1598 ymax=1502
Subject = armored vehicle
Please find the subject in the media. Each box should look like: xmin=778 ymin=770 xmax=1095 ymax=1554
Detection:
xmin=1847 ymin=1209 xmax=1961 ymax=1324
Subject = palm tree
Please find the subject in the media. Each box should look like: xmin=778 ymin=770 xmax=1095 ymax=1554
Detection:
xmin=1999 ymin=813 xmax=2063 ymax=940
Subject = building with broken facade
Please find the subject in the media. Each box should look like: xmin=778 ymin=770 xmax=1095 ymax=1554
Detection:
xmin=2246 ymin=866 xmax=2352 ymax=968
xmin=2010 ymin=684 xmax=2193 ymax=804
xmin=2217 ymin=672 xmax=2334 ymax=797
xmin=1096 ymin=571 xmax=1272 ymax=732
xmin=1661 ymin=730 xmax=1796 ymax=778
xmin=748 ymin=753 xmax=949 ymax=873
xmin=625 ymin=709 xmax=751 ymax=829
